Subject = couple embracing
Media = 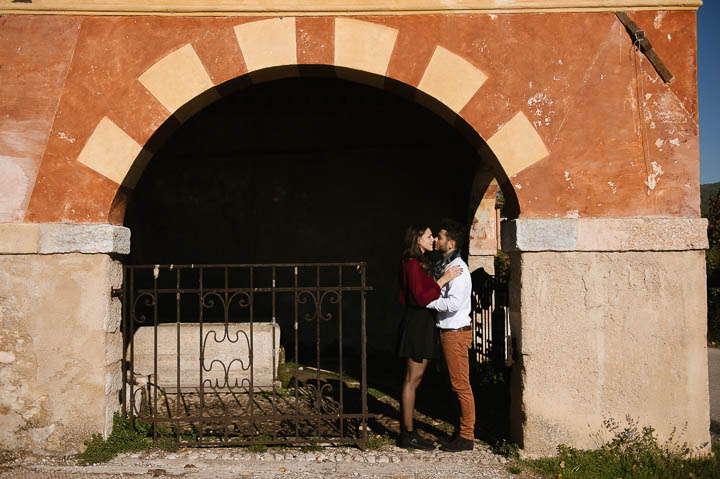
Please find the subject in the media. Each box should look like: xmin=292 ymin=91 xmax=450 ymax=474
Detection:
xmin=396 ymin=219 xmax=475 ymax=452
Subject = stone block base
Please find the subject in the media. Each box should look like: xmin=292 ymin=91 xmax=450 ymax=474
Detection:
xmin=0 ymin=254 xmax=122 ymax=454
xmin=131 ymin=322 xmax=280 ymax=389
xmin=510 ymin=250 xmax=710 ymax=456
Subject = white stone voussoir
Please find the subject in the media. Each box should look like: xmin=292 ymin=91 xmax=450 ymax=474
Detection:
xmin=502 ymin=217 xmax=708 ymax=252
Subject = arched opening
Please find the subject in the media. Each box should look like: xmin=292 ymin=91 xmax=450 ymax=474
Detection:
xmin=122 ymin=72 xmax=513 ymax=445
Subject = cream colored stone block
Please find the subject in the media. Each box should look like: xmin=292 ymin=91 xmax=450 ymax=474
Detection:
xmin=0 ymin=223 xmax=39 ymax=254
xmin=487 ymin=111 xmax=549 ymax=178
xmin=234 ymin=17 xmax=297 ymax=72
xmin=139 ymin=44 xmax=215 ymax=119
xmin=334 ymin=18 xmax=398 ymax=77
xmin=77 ymin=117 xmax=142 ymax=185
xmin=468 ymin=255 xmax=494 ymax=275
xmin=577 ymin=217 xmax=709 ymax=251
xmin=130 ymin=323 xmax=280 ymax=390
xmin=417 ymin=46 xmax=487 ymax=113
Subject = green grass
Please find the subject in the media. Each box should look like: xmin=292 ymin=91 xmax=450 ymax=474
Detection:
xmin=367 ymin=387 xmax=386 ymax=399
xmin=525 ymin=418 xmax=720 ymax=479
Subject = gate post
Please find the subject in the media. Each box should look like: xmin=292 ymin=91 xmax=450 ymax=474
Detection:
xmin=0 ymin=223 xmax=129 ymax=454
xmin=503 ymin=218 xmax=710 ymax=456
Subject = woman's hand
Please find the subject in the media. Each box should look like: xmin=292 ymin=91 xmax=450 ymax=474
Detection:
xmin=437 ymin=264 xmax=463 ymax=288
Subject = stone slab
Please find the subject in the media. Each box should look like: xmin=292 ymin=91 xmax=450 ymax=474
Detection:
xmin=130 ymin=322 xmax=281 ymax=390
xmin=502 ymin=218 xmax=708 ymax=252
xmin=37 ymin=224 xmax=131 ymax=254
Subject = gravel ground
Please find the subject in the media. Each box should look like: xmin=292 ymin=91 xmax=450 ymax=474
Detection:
xmin=0 ymin=442 xmax=537 ymax=479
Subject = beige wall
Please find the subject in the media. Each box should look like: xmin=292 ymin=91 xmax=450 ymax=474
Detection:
xmin=0 ymin=254 xmax=122 ymax=454
xmin=509 ymin=250 xmax=710 ymax=456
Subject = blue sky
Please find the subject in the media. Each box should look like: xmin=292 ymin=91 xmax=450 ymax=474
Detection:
xmin=699 ymin=1 xmax=719 ymax=184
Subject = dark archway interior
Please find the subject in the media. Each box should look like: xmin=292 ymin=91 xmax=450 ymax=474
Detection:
xmin=125 ymin=76 xmax=481 ymax=351
xmin=124 ymin=76 xmax=512 ymax=442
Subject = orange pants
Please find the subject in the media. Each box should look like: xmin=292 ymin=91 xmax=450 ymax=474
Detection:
xmin=439 ymin=329 xmax=475 ymax=440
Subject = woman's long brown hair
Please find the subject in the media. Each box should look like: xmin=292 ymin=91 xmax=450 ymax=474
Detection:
xmin=401 ymin=224 xmax=432 ymax=273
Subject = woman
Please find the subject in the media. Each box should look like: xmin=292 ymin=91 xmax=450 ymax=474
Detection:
xmin=396 ymin=225 xmax=462 ymax=450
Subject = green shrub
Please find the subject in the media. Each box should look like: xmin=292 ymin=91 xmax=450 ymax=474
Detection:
xmin=78 ymin=414 xmax=150 ymax=465
xmin=491 ymin=438 xmax=520 ymax=459
xmin=78 ymin=413 xmax=180 ymax=465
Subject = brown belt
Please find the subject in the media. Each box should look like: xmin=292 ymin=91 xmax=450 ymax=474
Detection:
xmin=439 ymin=325 xmax=471 ymax=333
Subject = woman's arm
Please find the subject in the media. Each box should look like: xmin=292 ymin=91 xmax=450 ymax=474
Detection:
xmin=437 ymin=265 xmax=462 ymax=288
xmin=404 ymin=260 xmax=441 ymax=307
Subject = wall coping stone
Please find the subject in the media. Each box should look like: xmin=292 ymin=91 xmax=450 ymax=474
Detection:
xmin=0 ymin=223 xmax=130 ymax=255
xmin=501 ymin=217 xmax=709 ymax=252
xmin=0 ymin=0 xmax=703 ymax=16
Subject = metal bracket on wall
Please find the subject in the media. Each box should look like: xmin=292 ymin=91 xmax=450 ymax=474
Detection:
xmin=616 ymin=11 xmax=675 ymax=84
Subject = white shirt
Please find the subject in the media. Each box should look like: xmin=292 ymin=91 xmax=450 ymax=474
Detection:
xmin=426 ymin=256 xmax=472 ymax=330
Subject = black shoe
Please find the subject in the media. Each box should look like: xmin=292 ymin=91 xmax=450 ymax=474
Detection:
xmin=440 ymin=436 xmax=474 ymax=452
xmin=397 ymin=430 xmax=435 ymax=450
xmin=437 ymin=430 xmax=459 ymax=446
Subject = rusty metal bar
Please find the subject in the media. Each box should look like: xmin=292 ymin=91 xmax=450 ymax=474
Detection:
xmin=360 ymin=262 xmax=368 ymax=451
xmin=152 ymin=268 xmax=159 ymax=441
xmin=121 ymin=266 xmax=128 ymax=419
xmin=338 ymin=265 xmax=344 ymax=439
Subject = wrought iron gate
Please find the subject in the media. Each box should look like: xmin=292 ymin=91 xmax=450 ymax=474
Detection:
xmin=120 ymin=263 xmax=373 ymax=449
xmin=470 ymin=271 xmax=511 ymax=365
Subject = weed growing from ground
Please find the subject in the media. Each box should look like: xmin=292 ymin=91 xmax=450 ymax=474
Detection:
xmin=526 ymin=417 xmax=720 ymax=479
xmin=78 ymin=414 xmax=152 ymax=465
xmin=366 ymin=433 xmax=393 ymax=450
xmin=247 ymin=434 xmax=272 ymax=453
xmin=301 ymin=437 xmax=323 ymax=452
xmin=491 ymin=439 xmax=520 ymax=459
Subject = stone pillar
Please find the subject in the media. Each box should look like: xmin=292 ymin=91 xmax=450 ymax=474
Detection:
xmin=503 ymin=218 xmax=710 ymax=457
xmin=469 ymin=182 xmax=498 ymax=274
xmin=0 ymin=224 xmax=129 ymax=454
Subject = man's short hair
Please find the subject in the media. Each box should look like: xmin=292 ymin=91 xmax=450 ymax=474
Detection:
xmin=440 ymin=218 xmax=467 ymax=251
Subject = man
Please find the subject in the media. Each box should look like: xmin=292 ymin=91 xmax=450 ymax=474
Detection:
xmin=427 ymin=218 xmax=475 ymax=452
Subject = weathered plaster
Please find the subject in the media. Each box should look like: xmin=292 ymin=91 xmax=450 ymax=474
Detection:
xmin=509 ymin=250 xmax=709 ymax=456
xmin=0 ymin=254 xmax=123 ymax=453
xmin=11 ymin=11 xmax=698 ymax=222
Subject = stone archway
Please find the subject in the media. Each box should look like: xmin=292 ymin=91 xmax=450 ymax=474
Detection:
xmin=24 ymin=16 xmax=543 ymax=223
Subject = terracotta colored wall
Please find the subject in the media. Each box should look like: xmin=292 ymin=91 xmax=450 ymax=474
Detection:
xmin=0 ymin=15 xmax=80 ymax=222
xmin=0 ymin=11 xmax=699 ymax=223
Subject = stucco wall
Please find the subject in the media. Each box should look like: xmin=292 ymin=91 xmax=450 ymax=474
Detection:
xmin=0 ymin=9 xmax=700 ymax=223
xmin=0 ymin=254 xmax=122 ymax=454
xmin=509 ymin=250 xmax=709 ymax=456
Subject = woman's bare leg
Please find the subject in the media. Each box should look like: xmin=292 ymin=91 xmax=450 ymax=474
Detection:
xmin=401 ymin=358 xmax=429 ymax=431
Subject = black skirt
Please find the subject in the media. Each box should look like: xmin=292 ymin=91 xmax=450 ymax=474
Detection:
xmin=396 ymin=305 xmax=439 ymax=363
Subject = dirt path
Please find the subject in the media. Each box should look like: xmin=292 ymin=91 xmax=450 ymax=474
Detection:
xmin=0 ymin=444 xmax=537 ymax=479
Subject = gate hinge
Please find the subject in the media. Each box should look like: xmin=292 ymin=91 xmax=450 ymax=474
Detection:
xmin=111 ymin=288 xmax=124 ymax=299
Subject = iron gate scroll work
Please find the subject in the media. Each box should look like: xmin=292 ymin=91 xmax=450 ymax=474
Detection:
xmin=120 ymin=263 xmax=373 ymax=449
